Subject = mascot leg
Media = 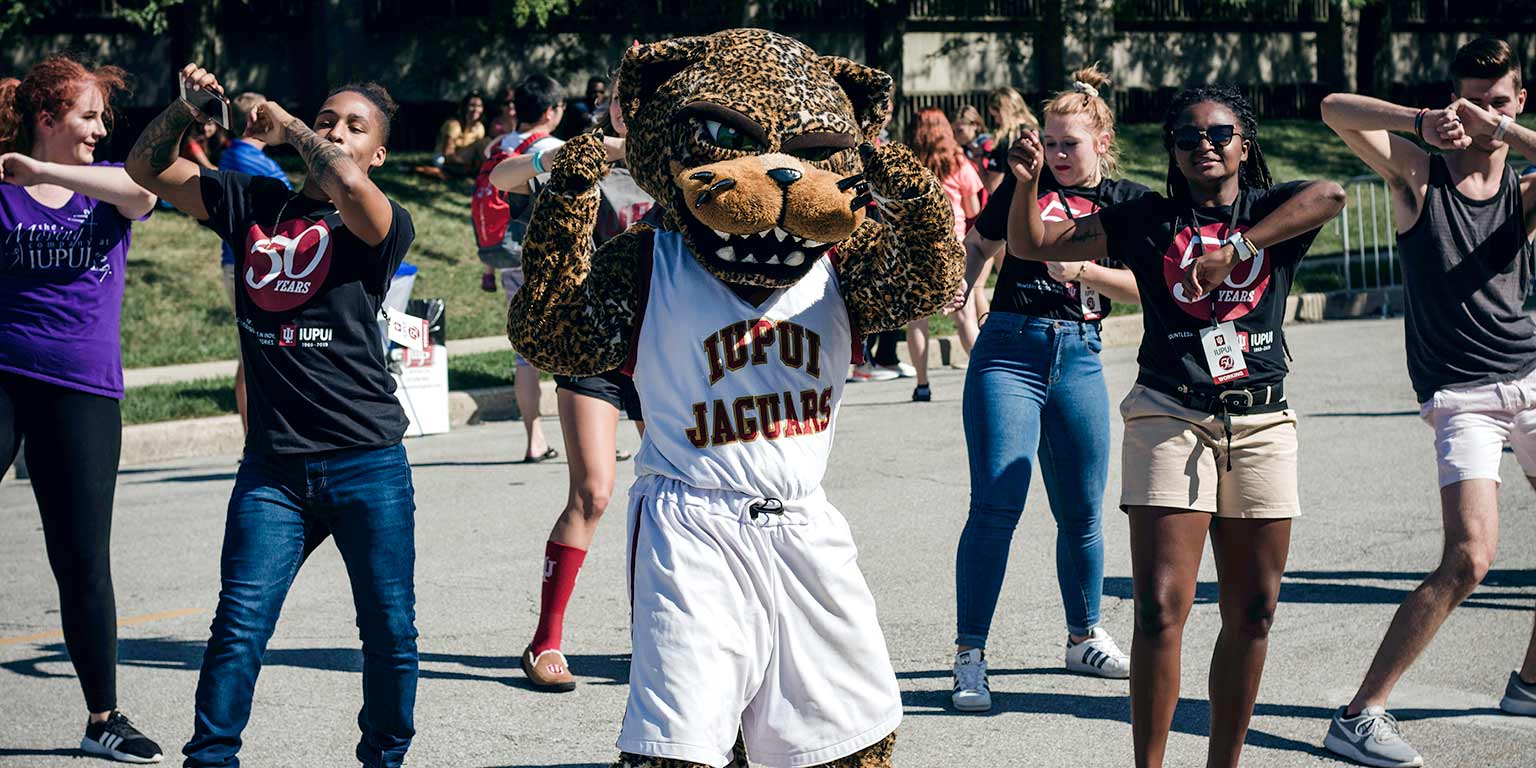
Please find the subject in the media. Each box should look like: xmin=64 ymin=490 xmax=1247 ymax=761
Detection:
xmin=807 ymin=731 xmax=896 ymax=768
xmin=616 ymin=731 xmax=752 ymax=768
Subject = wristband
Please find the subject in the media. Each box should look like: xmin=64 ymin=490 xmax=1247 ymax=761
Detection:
xmin=1493 ymin=115 xmax=1513 ymax=142
xmin=1414 ymin=108 xmax=1428 ymax=141
xmin=1225 ymin=232 xmax=1257 ymax=262
xmin=531 ymin=151 xmax=546 ymax=175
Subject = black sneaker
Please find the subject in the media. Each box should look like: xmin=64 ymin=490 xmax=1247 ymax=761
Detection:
xmin=82 ymin=711 xmax=163 ymax=763
xmin=912 ymin=384 xmax=931 ymax=402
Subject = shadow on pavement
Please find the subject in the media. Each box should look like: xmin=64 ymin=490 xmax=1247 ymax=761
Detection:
xmin=1304 ymin=410 xmax=1419 ymax=418
xmin=1 ymin=638 xmax=629 ymax=690
xmin=0 ymin=748 xmax=87 ymax=758
xmin=1102 ymin=572 xmax=1531 ymax=612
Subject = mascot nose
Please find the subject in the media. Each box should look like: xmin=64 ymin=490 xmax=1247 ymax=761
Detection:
xmin=766 ymin=167 xmax=803 ymax=187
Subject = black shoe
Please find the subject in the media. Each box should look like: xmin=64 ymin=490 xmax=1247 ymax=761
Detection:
xmin=912 ymin=384 xmax=931 ymax=402
xmin=82 ymin=711 xmax=164 ymax=763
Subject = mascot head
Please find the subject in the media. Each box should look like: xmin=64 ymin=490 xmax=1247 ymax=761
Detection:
xmin=618 ymin=28 xmax=893 ymax=288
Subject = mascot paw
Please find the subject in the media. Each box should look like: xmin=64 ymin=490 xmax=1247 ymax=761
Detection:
xmin=547 ymin=130 xmax=611 ymax=195
xmin=855 ymin=143 xmax=934 ymax=209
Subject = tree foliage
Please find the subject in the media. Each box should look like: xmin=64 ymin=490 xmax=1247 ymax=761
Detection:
xmin=0 ymin=0 xmax=186 ymax=41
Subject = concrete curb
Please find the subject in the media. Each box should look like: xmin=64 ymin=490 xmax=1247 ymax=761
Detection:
xmin=2 ymin=292 xmax=1376 ymax=479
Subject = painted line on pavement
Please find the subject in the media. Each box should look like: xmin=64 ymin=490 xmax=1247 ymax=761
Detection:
xmin=0 ymin=607 xmax=202 ymax=647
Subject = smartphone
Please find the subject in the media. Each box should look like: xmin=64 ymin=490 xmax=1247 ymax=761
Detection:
xmin=179 ymin=75 xmax=230 ymax=129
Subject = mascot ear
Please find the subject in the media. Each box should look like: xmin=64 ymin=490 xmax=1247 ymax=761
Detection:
xmin=821 ymin=57 xmax=894 ymax=143
xmin=618 ymin=35 xmax=714 ymax=129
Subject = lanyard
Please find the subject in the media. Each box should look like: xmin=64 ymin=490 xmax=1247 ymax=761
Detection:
xmin=1188 ymin=194 xmax=1243 ymax=326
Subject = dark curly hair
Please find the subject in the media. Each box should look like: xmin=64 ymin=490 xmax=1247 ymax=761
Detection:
xmin=1160 ymin=85 xmax=1272 ymax=204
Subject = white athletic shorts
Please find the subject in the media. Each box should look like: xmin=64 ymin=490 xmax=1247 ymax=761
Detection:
xmin=1421 ymin=367 xmax=1536 ymax=487
xmin=619 ymin=474 xmax=902 ymax=768
xmin=498 ymin=267 xmax=530 ymax=369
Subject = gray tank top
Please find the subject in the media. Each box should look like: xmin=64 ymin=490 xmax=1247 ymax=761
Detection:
xmin=1399 ymin=154 xmax=1536 ymax=403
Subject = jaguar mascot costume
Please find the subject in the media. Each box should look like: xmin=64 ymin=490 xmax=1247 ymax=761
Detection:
xmin=509 ymin=29 xmax=964 ymax=768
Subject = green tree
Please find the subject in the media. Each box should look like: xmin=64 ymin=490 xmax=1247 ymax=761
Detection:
xmin=0 ymin=0 xmax=187 ymax=42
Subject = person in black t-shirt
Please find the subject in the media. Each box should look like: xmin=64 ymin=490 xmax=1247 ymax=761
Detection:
xmin=127 ymin=65 xmax=419 ymax=768
xmin=1009 ymin=86 xmax=1344 ymax=767
xmin=950 ymin=65 xmax=1146 ymax=715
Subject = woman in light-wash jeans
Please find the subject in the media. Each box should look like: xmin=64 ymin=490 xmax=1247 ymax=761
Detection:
xmin=950 ymin=66 xmax=1149 ymax=712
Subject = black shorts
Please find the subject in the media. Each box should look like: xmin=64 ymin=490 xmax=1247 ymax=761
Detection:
xmin=554 ymin=370 xmax=643 ymax=421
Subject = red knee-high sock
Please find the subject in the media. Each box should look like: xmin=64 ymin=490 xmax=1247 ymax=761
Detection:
xmin=531 ymin=541 xmax=586 ymax=655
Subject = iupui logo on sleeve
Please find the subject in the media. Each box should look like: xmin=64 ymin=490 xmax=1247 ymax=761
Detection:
xmin=1163 ymin=222 xmax=1270 ymax=321
xmin=243 ymin=217 xmax=334 ymax=313
xmin=279 ymin=324 xmax=297 ymax=347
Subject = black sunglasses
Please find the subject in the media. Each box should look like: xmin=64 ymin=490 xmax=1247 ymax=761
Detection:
xmin=1169 ymin=124 xmax=1240 ymax=151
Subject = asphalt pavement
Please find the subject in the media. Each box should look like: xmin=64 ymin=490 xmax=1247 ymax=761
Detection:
xmin=2 ymin=317 xmax=1533 ymax=767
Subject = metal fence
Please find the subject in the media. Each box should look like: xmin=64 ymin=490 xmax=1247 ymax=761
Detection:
xmin=1334 ymin=174 xmax=1401 ymax=292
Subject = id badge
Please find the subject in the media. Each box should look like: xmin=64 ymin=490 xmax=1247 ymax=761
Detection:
xmin=1079 ymin=284 xmax=1103 ymax=321
xmin=1200 ymin=321 xmax=1249 ymax=384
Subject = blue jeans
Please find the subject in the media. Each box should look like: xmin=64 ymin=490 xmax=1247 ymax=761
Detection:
xmin=956 ymin=313 xmax=1110 ymax=645
xmin=183 ymin=442 xmax=418 ymax=768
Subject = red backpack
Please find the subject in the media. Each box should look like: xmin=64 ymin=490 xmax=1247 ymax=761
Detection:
xmin=471 ymin=132 xmax=549 ymax=251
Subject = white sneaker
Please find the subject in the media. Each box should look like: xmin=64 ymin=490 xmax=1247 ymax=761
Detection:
xmin=1065 ymin=627 xmax=1130 ymax=679
xmin=951 ymin=648 xmax=991 ymax=712
xmin=876 ymin=362 xmax=917 ymax=379
xmin=866 ymin=364 xmax=899 ymax=381
xmin=1323 ymin=706 xmax=1423 ymax=767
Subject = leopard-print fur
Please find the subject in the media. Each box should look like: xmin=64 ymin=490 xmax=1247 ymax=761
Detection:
xmin=506 ymin=132 xmax=650 ymax=376
xmin=616 ymin=731 xmax=893 ymax=768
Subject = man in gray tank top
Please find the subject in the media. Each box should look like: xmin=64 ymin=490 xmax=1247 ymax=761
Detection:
xmin=1319 ymin=37 xmax=1536 ymax=767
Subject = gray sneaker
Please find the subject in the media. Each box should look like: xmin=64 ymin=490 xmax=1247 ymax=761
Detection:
xmin=1323 ymin=706 xmax=1423 ymax=767
xmin=1500 ymin=671 xmax=1536 ymax=716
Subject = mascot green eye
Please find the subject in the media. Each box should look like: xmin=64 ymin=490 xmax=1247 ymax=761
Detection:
xmin=703 ymin=119 xmax=765 ymax=152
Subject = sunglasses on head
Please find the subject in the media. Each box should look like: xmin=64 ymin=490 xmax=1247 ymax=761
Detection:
xmin=1169 ymin=124 xmax=1240 ymax=151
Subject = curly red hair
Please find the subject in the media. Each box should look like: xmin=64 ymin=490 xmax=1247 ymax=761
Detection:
xmin=0 ymin=55 xmax=128 ymax=155
xmin=909 ymin=107 xmax=966 ymax=182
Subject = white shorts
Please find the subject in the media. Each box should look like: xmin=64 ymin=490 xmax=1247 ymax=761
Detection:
xmin=620 ymin=474 xmax=902 ymax=768
xmin=1421 ymin=367 xmax=1536 ymax=487
xmin=498 ymin=268 xmax=530 ymax=369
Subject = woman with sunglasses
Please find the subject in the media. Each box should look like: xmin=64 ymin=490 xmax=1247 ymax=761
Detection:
xmin=950 ymin=65 xmax=1147 ymax=714
xmin=1008 ymin=86 xmax=1344 ymax=767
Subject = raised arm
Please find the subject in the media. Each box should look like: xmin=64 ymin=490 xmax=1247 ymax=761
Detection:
xmin=1319 ymin=93 xmax=1468 ymax=225
xmin=489 ymin=134 xmax=626 ymax=194
xmin=837 ymin=143 xmax=965 ymax=334
xmin=1184 ymin=180 xmax=1347 ymax=298
xmin=125 ymin=64 xmax=214 ymax=219
xmin=1452 ymin=98 xmax=1536 ymax=233
xmin=0 ymin=154 xmax=155 ymax=218
xmin=248 ymin=101 xmax=394 ymax=246
xmin=1002 ymin=132 xmax=1109 ymax=264
xmin=506 ymin=131 xmax=642 ymax=376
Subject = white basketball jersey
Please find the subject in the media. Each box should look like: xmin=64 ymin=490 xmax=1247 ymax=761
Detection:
xmin=631 ymin=230 xmax=852 ymax=500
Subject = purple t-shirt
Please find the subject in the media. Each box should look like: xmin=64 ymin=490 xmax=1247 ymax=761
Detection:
xmin=0 ymin=165 xmax=137 ymax=399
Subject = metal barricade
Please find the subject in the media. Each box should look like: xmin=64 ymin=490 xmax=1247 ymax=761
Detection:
xmin=1335 ymin=173 xmax=1400 ymax=292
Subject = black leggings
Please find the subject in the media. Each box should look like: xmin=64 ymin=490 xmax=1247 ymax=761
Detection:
xmin=0 ymin=371 xmax=122 ymax=713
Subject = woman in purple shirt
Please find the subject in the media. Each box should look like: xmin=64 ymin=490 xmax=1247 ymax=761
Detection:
xmin=0 ymin=56 xmax=163 ymax=763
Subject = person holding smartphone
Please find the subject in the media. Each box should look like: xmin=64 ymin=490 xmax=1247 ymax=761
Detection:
xmin=127 ymin=65 xmax=419 ymax=768
xmin=1007 ymin=85 xmax=1344 ymax=767
xmin=0 ymin=56 xmax=162 ymax=764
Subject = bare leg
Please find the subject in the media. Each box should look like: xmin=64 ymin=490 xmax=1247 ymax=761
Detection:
xmin=548 ymin=390 xmax=621 ymax=549
xmin=1128 ymin=506 xmax=1211 ymax=768
xmin=907 ymin=318 xmax=930 ymax=387
xmin=516 ymin=361 xmax=549 ymax=460
xmin=1206 ymin=517 xmax=1292 ymax=768
xmin=1347 ymin=479 xmax=1500 ymax=714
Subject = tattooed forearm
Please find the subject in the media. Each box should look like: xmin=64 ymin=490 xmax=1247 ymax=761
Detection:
xmin=283 ymin=117 xmax=354 ymax=194
xmin=128 ymin=101 xmax=196 ymax=173
xmin=1067 ymin=219 xmax=1105 ymax=243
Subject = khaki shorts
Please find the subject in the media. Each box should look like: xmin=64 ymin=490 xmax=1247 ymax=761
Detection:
xmin=1119 ymin=384 xmax=1300 ymax=519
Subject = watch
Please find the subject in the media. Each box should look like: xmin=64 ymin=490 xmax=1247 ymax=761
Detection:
xmin=1224 ymin=232 xmax=1257 ymax=262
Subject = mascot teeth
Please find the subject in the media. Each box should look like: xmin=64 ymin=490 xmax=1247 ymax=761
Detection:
xmin=784 ymin=251 xmax=806 ymax=267
xmin=766 ymin=254 xmax=781 ymax=265
xmin=741 ymin=253 xmax=757 ymax=264
xmin=716 ymin=247 xmax=736 ymax=262
xmin=771 ymin=227 xmax=789 ymax=241
xmin=803 ymin=239 xmax=825 ymax=248
xmin=713 ymin=228 xmax=731 ymax=239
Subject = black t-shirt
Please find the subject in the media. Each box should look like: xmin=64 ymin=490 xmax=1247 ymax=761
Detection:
xmin=199 ymin=169 xmax=413 ymax=455
xmin=974 ymin=172 xmax=1151 ymax=321
xmin=1096 ymin=181 xmax=1320 ymax=393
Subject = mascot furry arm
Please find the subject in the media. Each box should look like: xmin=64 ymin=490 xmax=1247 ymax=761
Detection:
xmin=508 ymin=31 xmax=963 ymax=377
